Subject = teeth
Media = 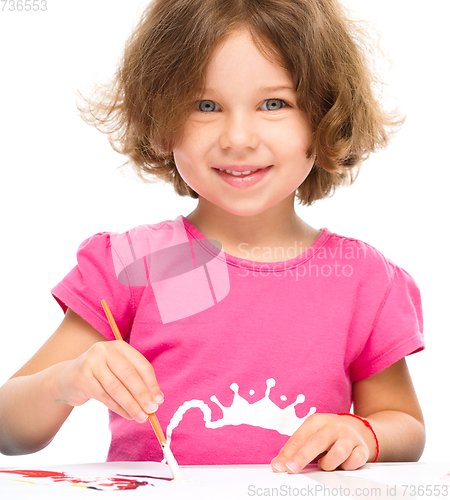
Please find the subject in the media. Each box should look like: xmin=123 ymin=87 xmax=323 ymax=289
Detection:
xmin=218 ymin=169 xmax=259 ymax=176
xmin=230 ymin=170 xmax=251 ymax=176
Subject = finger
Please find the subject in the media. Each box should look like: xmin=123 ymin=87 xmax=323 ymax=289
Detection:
xmin=317 ymin=439 xmax=354 ymax=471
xmin=89 ymin=374 xmax=134 ymax=421
xmin=285 ymin=430 xmax=335 ymax=473
xmin=272 ymin=417 xmax=315 ymax=472
xmin=114 ymin=342 xmax=164 ymax=407
xmin=338 ymin=444 xmax=369 ymax=471
xmin=93 ymin=359 xmax=151 ymax=423
xmin=272 ymin=435 xmax=307 ymax=472
xmin=105 ymin=343 xmax=161 ymax=415
xmin=271 ymin=416 xmax=326 ymax=473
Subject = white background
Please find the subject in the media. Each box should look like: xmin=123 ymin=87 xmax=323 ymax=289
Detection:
xmin=0 ymin=0 xmax=448 ymax=468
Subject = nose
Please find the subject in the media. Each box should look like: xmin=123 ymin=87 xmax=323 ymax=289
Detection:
xmin=218 ymin=112 xmax=260 ymax=151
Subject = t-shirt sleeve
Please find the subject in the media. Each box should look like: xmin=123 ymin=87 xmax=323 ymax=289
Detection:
xmin=51 ymin=232 xmax=136 ymax=341
xmin=349 ymin=263 xmax=425 ymax=382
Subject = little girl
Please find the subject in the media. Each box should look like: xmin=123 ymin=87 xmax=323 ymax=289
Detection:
xmin=0 ymin=0 xmax=425 ymax=473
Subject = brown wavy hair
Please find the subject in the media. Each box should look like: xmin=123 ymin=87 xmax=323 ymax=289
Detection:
xmin=77 ymin=0 xmax=403 ymax=205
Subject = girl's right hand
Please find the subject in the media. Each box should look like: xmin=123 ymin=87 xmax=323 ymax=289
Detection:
xmin=56 ymin=340 xmax=163 ymax=423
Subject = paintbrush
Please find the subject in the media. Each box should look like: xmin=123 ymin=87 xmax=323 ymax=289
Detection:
xmin=101 ymin=299 xmax=184 ymax=481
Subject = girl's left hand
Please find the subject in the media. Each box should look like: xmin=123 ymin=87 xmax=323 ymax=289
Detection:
xmin=271 ymin=413 xmax=377 ymax=473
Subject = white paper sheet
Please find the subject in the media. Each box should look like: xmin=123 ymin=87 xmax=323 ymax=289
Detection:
xmin=0 ymin=462 xmax=448 ymax=500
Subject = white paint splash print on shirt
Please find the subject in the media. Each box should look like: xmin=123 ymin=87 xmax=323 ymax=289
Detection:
xmin=165 ymin=378 xmax=316 ymax=447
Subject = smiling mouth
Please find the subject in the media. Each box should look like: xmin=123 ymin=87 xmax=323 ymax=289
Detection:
xmin=213 ymin=166 xmax=269 ymax=177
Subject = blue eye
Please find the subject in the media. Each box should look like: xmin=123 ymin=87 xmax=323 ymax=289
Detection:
xmin=262 ymin=99 xmax=286 ymax=111
xmin=198 ymin=100 xmax=217 ymax=112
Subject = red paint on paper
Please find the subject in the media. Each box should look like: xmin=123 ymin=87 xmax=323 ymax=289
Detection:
xmin=0 ymin=469 xmax=150 ymax=490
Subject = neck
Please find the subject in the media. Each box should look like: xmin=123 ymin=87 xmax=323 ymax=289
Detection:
xmin=185 ymin=196 xmax=319 ymax=262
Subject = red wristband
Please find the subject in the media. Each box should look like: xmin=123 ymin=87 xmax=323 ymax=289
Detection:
xmin=338 ymin=413 xmax=380 ymax=463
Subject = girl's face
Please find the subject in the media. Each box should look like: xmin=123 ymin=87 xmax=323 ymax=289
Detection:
xmin=173 ymin=29 xmax=315 ymax=217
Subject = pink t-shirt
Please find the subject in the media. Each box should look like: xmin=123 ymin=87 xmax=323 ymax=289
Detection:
xmin=51 ymin=216 xmax=424 ymax=465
